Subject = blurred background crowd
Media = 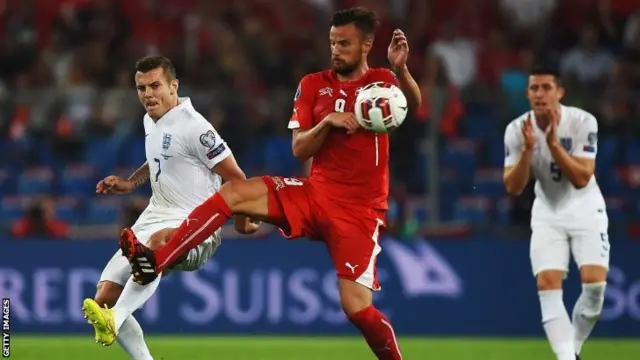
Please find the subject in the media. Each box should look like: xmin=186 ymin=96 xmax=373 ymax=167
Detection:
xmin=1 ymin=0 xmax=639 ymax=240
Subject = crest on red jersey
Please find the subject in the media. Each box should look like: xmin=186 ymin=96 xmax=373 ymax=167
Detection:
xmin=319 ymin=87 xmax=333 ymax=97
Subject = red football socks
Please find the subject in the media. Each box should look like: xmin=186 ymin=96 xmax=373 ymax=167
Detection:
xmin=155 ymin=193 xmax=232 ymax=272
xmin=348 ymin=305 xmax=403 ymax=360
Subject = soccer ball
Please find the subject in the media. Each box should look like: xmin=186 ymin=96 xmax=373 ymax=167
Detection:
xmin=354 ymin=83 xmax=408 ymax=133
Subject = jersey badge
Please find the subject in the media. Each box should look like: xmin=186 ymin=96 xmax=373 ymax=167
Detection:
xmin=161 ymin=133 xmax=173 ymax=160
xmin=319 ymin=87 xmax=333 ymax=97
xmin=199 ymin=130 xmax=217 ymax=149
xmin=559 ymin=137 xmax=572 ymax=152
xmin=584 ymin=132 xmax=597 ymax=153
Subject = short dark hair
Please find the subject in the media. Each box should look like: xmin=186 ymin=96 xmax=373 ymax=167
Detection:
xmin=331 ymin=7 xmax=378 ymax=37
xmin=530 ymin=66 xmax=562 ymax=85
xmin=135 ymin=55 xmax=177 ymax=80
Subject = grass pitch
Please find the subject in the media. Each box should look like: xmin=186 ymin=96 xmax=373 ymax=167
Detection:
xmin=8 ymin=336 xmax=640 ymax=359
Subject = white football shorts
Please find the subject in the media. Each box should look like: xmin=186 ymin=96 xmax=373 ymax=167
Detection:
xmin=99 ymin=219 xmax=221 ymax=286
xmin=529 ymin=210 xmax=610 ymax=276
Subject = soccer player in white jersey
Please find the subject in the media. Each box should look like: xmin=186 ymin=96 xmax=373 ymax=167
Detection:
xmin=80 ymin=55 xmax=259 ymax=359
xmin=503 ymin=67 xmax=609 ymax=360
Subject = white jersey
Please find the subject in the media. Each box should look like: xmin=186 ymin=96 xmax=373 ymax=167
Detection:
xmin=504 ymin=105 xmax=605 ymax=219
xmin=139 ymin=97 xmax=231 ymax=223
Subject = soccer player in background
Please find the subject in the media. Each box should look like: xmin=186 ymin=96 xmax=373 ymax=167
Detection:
xmin=503 ymin=67 xmax=609 ymax=360
xmin=120 ymin=8 xmax=420 ymax=360
xmin=82 ymin=55 xmax=258 ymax=359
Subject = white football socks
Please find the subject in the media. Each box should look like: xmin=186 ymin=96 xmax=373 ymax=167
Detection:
xmin=113 ymin=275 xmax=162 ymax=330
xmin=116 ymin=316 xmax=154 ymax=360
xmin=539 ymin=290 xmax=575 ymax=360
xmin=572 ymin=282 xmax=606 ymax=355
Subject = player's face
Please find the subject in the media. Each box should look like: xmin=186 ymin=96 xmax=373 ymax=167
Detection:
xmin=527 ymin=75 xmax=565 ymax=119
xmin=135 ymin=67 xmax=179 ymax=120
xmin=330 ymin=24 xmax=372 ymax=75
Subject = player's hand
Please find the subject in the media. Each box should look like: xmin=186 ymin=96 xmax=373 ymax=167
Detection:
xmin=96 ymin=175 xmax=135 ymax=195
xmin=522 ymin=113 xmax=535 ymax=151
xmin=545 ymin=109 xmax=560 ymax=147
xmin=388 ymin=29 xmax=409 ymax=72
xmin=323 ymin=112 xmax=360 ymax=135
xmin=234 ymin=215 xmax=260 ymax=235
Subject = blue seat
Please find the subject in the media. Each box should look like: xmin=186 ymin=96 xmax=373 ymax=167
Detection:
xmin=441 ymin=140 xmax=478 ymax=191
xmin=453 ymin=196 xmax=490 ymax=223
xmin=625 ymin=141 xmax=640 ymax=165
xmin=55 ymin=196 xmax=82 ymax=224
xmin=494 ymin=197 xmax=513 ymax=226
xmin=0 ymin=169 xmax=15 ymax=196
xmin=121 ymin=137 xmax=146 ymax=168
xmin=463 ymin=106 xmax=497 ymax=140
xmin=488 ymin=140 xmax=505 ymax=167
xmin=17 ymin=167 xmax=54 ymax=195
xmin=596 ymin=138 xmax=617 ymax=173
xmin=473 ymin=168 xmax=505 ymax=198
xmin=87 ymin=198 xmax=123 ymax=225
xmin=605 ymin=197 xmax=628 ymax=223
xmin=0 ymin=196 xmax=28 ymax=223
xmin=60 ymin=164 xmax=96 ymax=196
xmin=86 ymin=138 xmax=122 ymax=173
xmin=263 ymin=136 xmax=299 ymax=176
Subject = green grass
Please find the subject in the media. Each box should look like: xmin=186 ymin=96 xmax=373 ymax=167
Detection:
xmin=8 ymin=336 xmax=640 ymax=359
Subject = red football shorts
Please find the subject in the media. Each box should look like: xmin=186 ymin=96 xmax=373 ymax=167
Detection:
xmin=261 ymin=176 xmax=386 ymax=291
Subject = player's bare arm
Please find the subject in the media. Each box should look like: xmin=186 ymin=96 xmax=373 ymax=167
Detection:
xmin=292 ymin=112 xmax=359 ymax=160
xmin=211 ymin=154 xmax=260 ymax=234
xmin=95 ymin=162 xmax=149 ymax=194
xmin=504 ymin=116 xmax=534 ymax=196
xmin=127 ymin=162 xmax=151 ymax=188
xmin=387 ymin=29 xmax=421 ymax=110
xmin=545 ymin=112 xmax=595 ymax=188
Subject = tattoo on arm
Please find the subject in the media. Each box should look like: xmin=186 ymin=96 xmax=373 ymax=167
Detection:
xmin=127 ymin=162 xmax=150 ymax=188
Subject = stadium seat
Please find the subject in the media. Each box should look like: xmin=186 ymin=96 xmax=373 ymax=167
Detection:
xmin=624 ymin=141 xmax=640 ymax=165
xmin=452 ymin=196 xmax=491 ymax=223
xmin=463 ymin=105 xmax=497 ymax=141
xmin=596 ymin=137 xmax=618 ymax=174
xmin=0 ymin=196 xmax=28 ymax=223
xmin=441 ymin=139 xmax=478 ymax=191
xmin=55 ymin=196 xmax=82 ymax=224
xmin=17 ymin=167 xmax=54 ymax=195
xmin=86 ymin=138 xmax=122 ymax=174
xmin=122 ymin=137 xmax=146 ymax=168
xmin=494 ymin=197 xmax=513 ymax=226
xmin=86 ymin=197 xmax=123 ymax=225
xmin=472 ymin=168 xmax=505 ymax=198
xmin=60 ymin=164 xmax=97 ymax=196
xmin=488 ymin=140 xmax=505 ymax=167
xmin=263 ymin=136 xmax=299 ymax=176
xmin=0 ymin=169 xmax=15 ymax=196
xmin=605 ymin=197 xmax=628 ymax=223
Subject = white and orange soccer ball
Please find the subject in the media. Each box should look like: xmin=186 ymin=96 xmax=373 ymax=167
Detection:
xmin=354 ymin=82 xmax=408 ymax=133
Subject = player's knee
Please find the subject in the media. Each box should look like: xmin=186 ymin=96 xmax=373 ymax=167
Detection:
xmin=579 ymin=265 xmax=608 ymax=284
xmin=147 ymin=228 xmax=177 ymax=250
xmin=580 ymin=281 xmax=607 ymax=318
xmin=219 ymin=177 xmax=268 ymax=214
xmin=338 ymin=278 xmax=372 ymax=316
xmin=536 ymin=271 xmax=564 ymax=291
xmin=94 ymin=281 xmax=124 ymax=308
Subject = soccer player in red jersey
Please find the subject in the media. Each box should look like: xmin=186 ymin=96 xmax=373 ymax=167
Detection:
xmin=120 ymin=7 xmax=421 ymax=359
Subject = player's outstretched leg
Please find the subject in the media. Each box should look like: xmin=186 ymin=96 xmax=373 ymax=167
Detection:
xmin=84 ymin=282 xmax=154 ymax=359
xmin=120 ymin=177 xmax=271 ymax=285
xmin=537 ymin=270 xmax=575 ymax=360
xmin=340 ymin=279 xmax=402 ymax=360
xmin=571 ymin=265 xmax=607 ymax=357
xmin=112 ymin=228 xmax=178 ymax=331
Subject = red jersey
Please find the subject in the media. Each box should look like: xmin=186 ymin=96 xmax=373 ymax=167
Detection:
xmin=288 ymin=68 xmax=399 ymax=210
